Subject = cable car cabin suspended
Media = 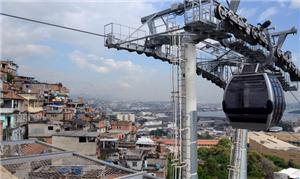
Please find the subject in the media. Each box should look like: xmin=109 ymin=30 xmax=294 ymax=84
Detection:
xmin=222 ymin=73 xmax=286 ymax=131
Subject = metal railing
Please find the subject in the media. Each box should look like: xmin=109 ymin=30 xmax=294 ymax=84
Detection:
xmin=104 ymin=23 xmax=147 ymax=47
xmin=184 ymin=0 xmax=219 ymax=25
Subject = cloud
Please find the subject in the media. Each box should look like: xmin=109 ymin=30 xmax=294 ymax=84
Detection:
xmin=3 ymin=44 xmax=52 ymax=58
xmin=119 ymin=82 xmax=132 ymax=89
xmin=69 ymin=50 xmax=143 ymax=74
xmin=289 ymin=0 xmax=300 ymax=9
xmin=1 ymin=18 xmax=52 ymax=59
xmin=1 ymin=1 xmax=157 ymax=57
xmin=258 ymin=6 xmax=278 ymax=22
xmin=237 ymin=8 xmax=257 ymax=18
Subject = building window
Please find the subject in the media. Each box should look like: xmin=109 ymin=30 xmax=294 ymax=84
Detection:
xmin=48 ymin=126 xmax=54 ymax=130
xmin=132 ymin=162 xmax=137 ymax=167
xmin=79 ymin=137 xmax=86 ymax=143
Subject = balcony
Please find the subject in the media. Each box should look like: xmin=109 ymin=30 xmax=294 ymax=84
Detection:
xmin=28 ymin=107 xmax=43 ymax=113
xmin=0 ymin=107 xmax=15 ymax=114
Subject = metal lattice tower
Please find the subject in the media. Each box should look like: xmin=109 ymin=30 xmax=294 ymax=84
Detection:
xmin=103 ymin=0 xmax=300 ymax=178
xmin=1 ymin=0 xmax=299 ymax=178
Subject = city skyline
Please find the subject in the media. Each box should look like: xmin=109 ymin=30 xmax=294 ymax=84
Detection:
xmin=1 ymin=0 xmax=300 ymax=103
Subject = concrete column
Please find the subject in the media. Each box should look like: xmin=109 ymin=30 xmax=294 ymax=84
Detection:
xmin=228 ymin=129 xmax=248 ymax=179
xmin=181 ymin=43 xmax=198 ymax=179
xmin=240 ymin=129 xmax=248 ymax=179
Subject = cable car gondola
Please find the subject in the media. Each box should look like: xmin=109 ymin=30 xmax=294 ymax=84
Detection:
xmin=222 ymin=73 xmax=285 ymax=131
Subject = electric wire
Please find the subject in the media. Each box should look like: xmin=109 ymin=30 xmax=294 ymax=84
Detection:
xmin=289 ymin=91 xmax=300 ymax=106
xmin=123 ymin=11 xmax=160 ymax=42
xmin=0 ymin=12 xmax=107 ymax=37
xmin=1 ymin=12 xmax=184 ymax=47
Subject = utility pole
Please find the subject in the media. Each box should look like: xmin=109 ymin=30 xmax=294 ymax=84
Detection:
xmin=181 ymin=42 xmax=198 ymax=179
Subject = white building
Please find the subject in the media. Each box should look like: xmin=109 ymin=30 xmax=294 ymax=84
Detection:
xmin=144 ymin=120 xmax=162 ymax=126
xmin=136 ymin=137 xmax=156 ymax=150
xmin=143 ymin=120 xmax=163 ymax=131
xmin=140 ymin=112 xmax=152 ymax=116
xmin=155 ymin=113 xmax=167 ymax=118
xmin=116 ymin=113 xmax=135 ymax=122
xmin=274 ymin=168 xmax=300 ymax=179
xmin=125 ymin=149 xmax=144 ymax=171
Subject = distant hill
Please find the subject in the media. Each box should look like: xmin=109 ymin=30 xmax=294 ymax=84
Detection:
xmin=289 ymin=110 xmax=300 ymax=114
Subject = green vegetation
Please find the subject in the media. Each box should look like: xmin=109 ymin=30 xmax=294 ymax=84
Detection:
xmin=150 ymin=129 xmax=167 ymax=137
xmin=166 ymin=155 xmax=173 ymax=179
xmin=166 ymin=138 xmax=295 ymax=179
xmin=197 ymin=138 xmax=231 ymax=179
xmin=6 ymin=73 xmax=14 ymax=83
xmin=198 ymin=131 xmax=214 ymax=139
xmin=265 ymin=154 xmax=300 ymax=169
xmin=264 ymin=154 xmax=286 ymax=168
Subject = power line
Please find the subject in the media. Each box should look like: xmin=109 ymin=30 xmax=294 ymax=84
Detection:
xmin=0 ymin=12 xmax=183 ymax=46
xmin=289 ymin=91 xmax=300 ymax=105
xmin=0 ymin=12 xmax=107 ymax=37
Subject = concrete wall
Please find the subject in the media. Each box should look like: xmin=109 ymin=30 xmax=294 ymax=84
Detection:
xmin=52 ymin=136 xmax=97 ymax=156
xmin=28 ymin=123 xmax=60 ymax=137
xmin=29 ymin=112 xmax=43 ymax=121
xmin=46 ymin=113 xmax=64 ymax=121
xmin=126 ymin=160 xmax=143 ymax=171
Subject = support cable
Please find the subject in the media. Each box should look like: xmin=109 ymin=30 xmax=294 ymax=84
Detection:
xmin=123 ymin=11 xmax=160 ymax=41
xmin=1 ymin=12 xmax=183 ymax=47
xmin=1 ymin=13 xmax=107 ymax=37
xmin=289 ymin=91 xmax=300 ymax=105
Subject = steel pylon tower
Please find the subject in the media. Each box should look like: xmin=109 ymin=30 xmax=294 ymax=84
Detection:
xmin=1 ymin=0 xmax=299 ymax=178
xmin=228 ymin=129 xmax=248 ymax=179
xmin=103 ymin=0 xmax=300 ymax=178
xmin=180 ymin=42 xmax=198 ymax=179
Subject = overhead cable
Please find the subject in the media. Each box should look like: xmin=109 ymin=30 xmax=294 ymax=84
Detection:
xmin=0 ymin=12 xmax=107 ymax=37
xmin=289 ymin=91 xmax=300 ymax=106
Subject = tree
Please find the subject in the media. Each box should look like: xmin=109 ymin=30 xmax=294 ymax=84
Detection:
xmin=288 ymin=159 xmax=300 ymax=168
xmin=260 ymin=157 xmax=275 ymax=179
xmin=198 ymin=131 xmax=214 ymax=139
xmin=6 ymin=73 xmax=14 ymax=82
xmin=217 ymin=138 xmax=231 ymax=148
xmin=150 ymin=129 xmax=167 ymax=137
xmin=197 ymin=138 xmax=231 ymax=179
xmin=264 ymin=154 xmax=287 ymax=168
xmin=247 ymin=151 xmax=265 ymax=178
xmin=168 ymin=138 xmax=289 ymax=178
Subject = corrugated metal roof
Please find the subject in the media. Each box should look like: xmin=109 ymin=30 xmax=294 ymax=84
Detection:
xmin=136 ymin=137 xmax=156 ymax=145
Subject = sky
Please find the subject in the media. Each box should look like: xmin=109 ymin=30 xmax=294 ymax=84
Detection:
xmin=1 ymin=0 xmax=300 ymax=104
